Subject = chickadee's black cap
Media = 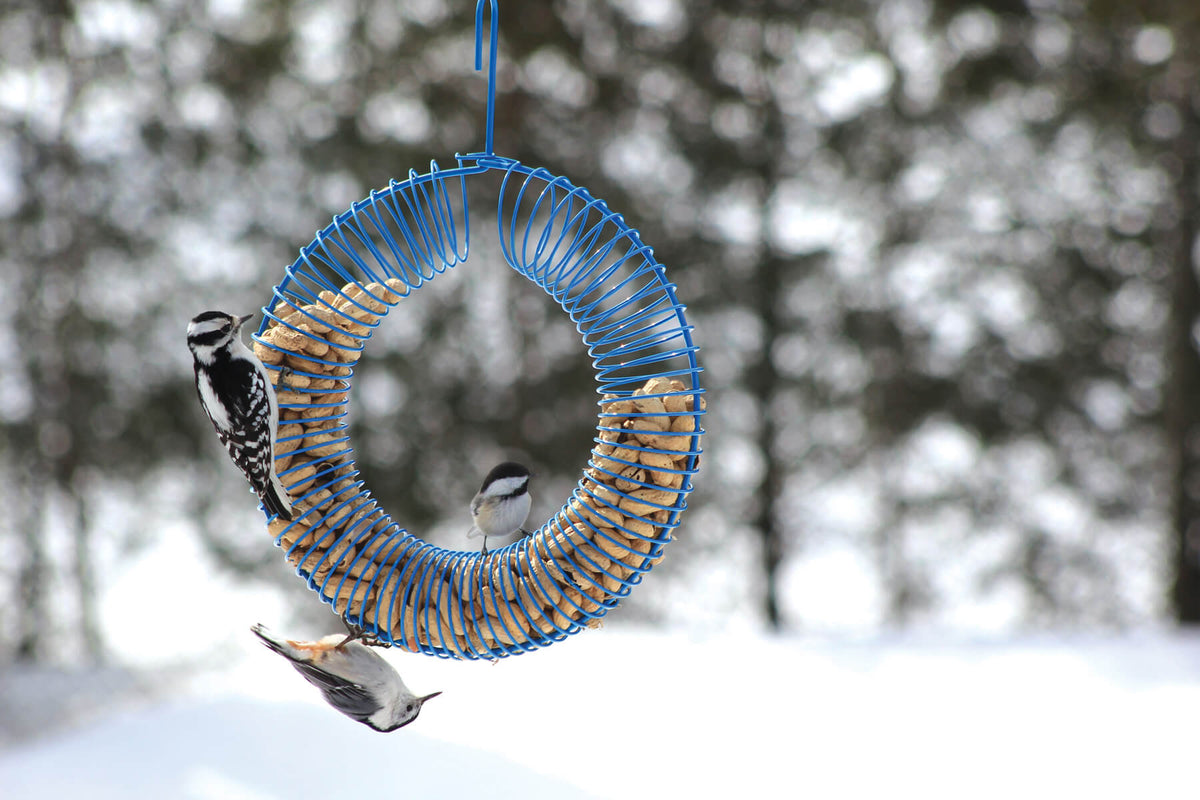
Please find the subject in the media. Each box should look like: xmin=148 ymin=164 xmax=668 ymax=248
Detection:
xmin=481 ymin=461 xmax=532 ymax=487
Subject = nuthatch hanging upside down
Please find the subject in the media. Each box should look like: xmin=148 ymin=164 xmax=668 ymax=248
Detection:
xmin=250 ymin=623 xmax=441 ymax=733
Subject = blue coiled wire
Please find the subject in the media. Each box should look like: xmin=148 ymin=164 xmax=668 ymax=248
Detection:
xmin=248 ymin=0 xmax=703 ymax=660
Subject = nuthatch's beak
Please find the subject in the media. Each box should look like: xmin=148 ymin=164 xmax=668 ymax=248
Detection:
xmin=419 ymin=691 xmax=443 ymax=703
xmin=237 ymin=312 xmax=255 ymax=327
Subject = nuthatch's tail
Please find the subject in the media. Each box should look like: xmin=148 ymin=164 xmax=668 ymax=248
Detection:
xmin=251 ymin=623 xmax=347 ymax=663
xmin=250 ymin=623 xmax=306 ymax=662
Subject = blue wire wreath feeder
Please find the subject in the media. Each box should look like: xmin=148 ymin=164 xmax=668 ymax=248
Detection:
xmin=250 ymin=0 xmax=704 ymax=660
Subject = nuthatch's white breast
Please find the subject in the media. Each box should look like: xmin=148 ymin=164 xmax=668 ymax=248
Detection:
xmin=467 ymin=461 xmax=534 ymax=555
xmin=251 ymin=624 xmax=440 ymax=732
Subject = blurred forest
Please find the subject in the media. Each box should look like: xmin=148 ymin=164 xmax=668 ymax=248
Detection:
xmin=2 ymin=0 xmax=1198 ymax=665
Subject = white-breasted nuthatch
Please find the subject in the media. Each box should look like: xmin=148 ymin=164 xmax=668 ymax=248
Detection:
xmin=467 ymin=461 xmax=534 ymax=555
xmin=250 ymin=623 xmax=440 ymax=733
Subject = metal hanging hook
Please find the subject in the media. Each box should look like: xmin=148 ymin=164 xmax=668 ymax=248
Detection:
xmin=475 ymin=0 xmax=499 ymax=156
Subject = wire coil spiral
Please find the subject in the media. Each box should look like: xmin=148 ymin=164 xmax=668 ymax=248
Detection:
xmin=249 ymin=1 xmax=704 ymax=660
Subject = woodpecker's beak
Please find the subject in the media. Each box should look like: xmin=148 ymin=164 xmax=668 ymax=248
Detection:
xmin=419 ymin=691 xmax=443 ymax=703
xmin=237 ymin=313 xmax=255 ymax=327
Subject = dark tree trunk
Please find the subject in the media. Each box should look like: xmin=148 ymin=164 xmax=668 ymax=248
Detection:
xmin=748 ymin=252 xmax=787 ymax=629
xmin=15 ymin=483 xmax=48 ymax=662
xmin=1168 ymin=94 xmax=1200 ymax=623
xmin=72 ymin=494 xmax=103 ymax=661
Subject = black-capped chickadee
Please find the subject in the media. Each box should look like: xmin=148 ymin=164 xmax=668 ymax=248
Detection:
xmin=468 ymin=461 xmax=534 ymax=555
xmin=250 ymin=623 xmax=441 ymax=733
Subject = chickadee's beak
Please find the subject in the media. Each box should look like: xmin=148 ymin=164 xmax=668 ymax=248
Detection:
xmin=419 ymin=691 xmax=443 ymax=703
xmin=237 ymin=312 xmax=255 ymax=327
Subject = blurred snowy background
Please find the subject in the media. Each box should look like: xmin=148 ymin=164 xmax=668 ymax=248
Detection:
xmin=3 ymin=0 xmax=1200 ymax=797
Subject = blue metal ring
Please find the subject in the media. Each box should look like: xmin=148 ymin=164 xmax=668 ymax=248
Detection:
xmin=244 ymin=0 xmax=703 ymax=660
xmin=252 ymin=157 xmax=704 ymax=660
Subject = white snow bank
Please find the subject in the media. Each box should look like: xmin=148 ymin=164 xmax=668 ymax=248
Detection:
xmin=2 ymin=629 xmax=1199 ymax=799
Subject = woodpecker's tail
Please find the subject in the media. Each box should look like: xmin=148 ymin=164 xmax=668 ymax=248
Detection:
xmin=261 ymin=471 xmax=293 ymax=520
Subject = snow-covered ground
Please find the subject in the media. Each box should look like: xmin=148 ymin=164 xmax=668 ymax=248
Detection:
xmin=2 ymin=628 xmax=1199 ymax=799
